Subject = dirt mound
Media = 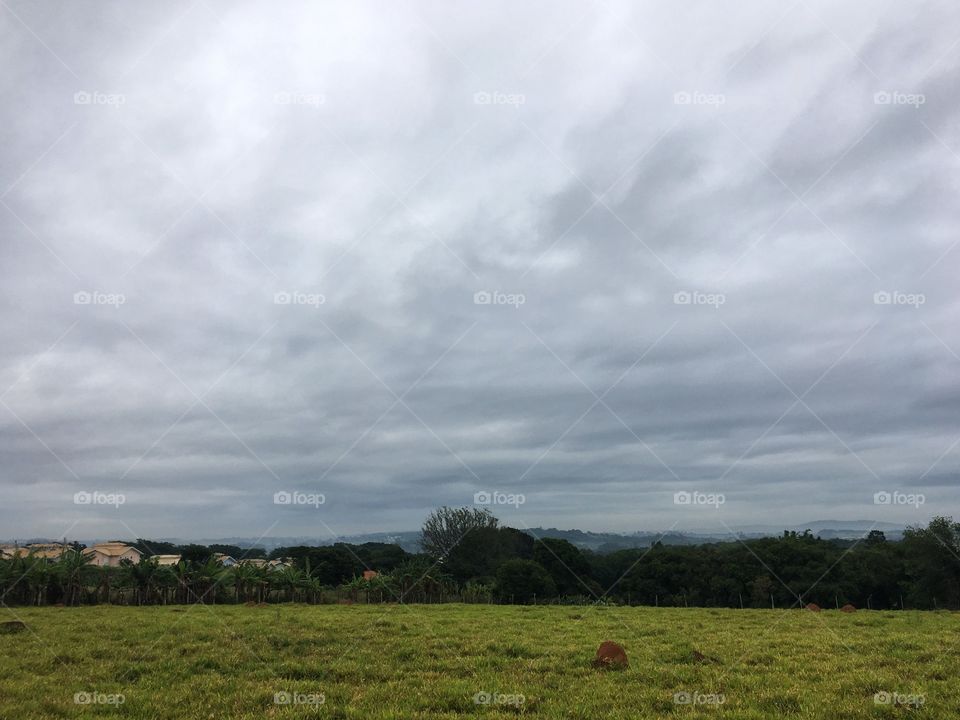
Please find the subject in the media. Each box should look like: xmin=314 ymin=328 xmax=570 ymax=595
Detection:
xmin=0 ymin=621 xmax=26 ymax=634
xmin=805 ymin=603 xmax=821 ymax=612
xmin=840 ymin=604 xmax=856 ymax=613
xmin=243 ymin=601 xmax=257 ymax=607
xmin=691 ymin=650 xmax=720 ymax=664
xmin=593 ymin=641 xmax=628 ymax=669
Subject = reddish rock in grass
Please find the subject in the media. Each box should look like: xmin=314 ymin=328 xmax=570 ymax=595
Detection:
xmin=840 ymin=604 xmax=856 ymax=613
xmin=805 ymin=603 xmax=821 ymax=612
xmin=594 ymin=641 xmax=628 ymax=669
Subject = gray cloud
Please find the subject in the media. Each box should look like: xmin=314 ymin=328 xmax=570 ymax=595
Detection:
xmin=1 ymin=0 xmax=959 ymax=541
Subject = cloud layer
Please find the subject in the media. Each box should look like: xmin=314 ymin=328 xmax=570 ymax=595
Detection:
xmin=1 ymin=0 xmax=958 ymax=540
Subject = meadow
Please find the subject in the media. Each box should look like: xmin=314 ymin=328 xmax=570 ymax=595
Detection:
xmin=0 ymin=604 xmax=954 ymax=719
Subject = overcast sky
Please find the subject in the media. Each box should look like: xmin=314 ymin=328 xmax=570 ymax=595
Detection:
xmin=1 ymin=0 xmax=958 ymax=543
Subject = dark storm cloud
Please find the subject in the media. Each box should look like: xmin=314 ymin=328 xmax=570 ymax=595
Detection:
xmin=1 ymin=0 xmax=959 ymax=541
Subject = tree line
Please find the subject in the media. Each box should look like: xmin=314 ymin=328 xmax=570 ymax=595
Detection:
xmin=1 ymin=511 xmax=957 ymax=608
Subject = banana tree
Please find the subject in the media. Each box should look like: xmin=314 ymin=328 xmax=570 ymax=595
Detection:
xmin=118 ymin=557 xmax=164 ymax=605
xmin=170 ymin=561 xmax=193 ymax=604
xmin=56 ymin=548 xmax=94 ymax=606
xmin=230 ymin=562 xmax=260 ymax=603
xmin=272 ymin=566 xmax=307 ymax=602
xmin=194 ymin=557 xmax=228 ymax=604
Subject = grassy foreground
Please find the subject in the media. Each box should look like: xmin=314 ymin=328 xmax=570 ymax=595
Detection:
xmin=0 ymin=604 xmax=955 ymax=719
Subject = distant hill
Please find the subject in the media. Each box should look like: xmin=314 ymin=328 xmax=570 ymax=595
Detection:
xmin=190 ymin=520 xmax=908 ymax=553
xmin=6 ymin=521 xmax=906 ymax=554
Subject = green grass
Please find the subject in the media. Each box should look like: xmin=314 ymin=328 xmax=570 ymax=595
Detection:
xmin=0 ymin=604 xmax=955 ymax=718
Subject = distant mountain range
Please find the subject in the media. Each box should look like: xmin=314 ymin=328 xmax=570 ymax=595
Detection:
xmin=169 ymin=520 xmax=910 ymax=553
xmin=9 ymin=520 xmax=907 ymax=554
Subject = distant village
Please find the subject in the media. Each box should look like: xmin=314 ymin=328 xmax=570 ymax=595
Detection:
xmin=0 ymin=541 xmax=292 ymax=569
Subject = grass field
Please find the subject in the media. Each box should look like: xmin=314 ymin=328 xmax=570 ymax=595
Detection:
xmin=0 ymin=604 xmax=955 ymax=719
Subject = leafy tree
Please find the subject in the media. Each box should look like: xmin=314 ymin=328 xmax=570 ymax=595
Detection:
xmin=903 ymin=517 xmax=960 ymax=608
xmin=443 ymin=525 xmax=532 ymax=584
xmin=420 ymin=506 xmax=498 ymax=559
xmin=532 ymin=538 xmax=593 ymax=596
xmin=495 ymin=559 xmax=555 ymax=603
